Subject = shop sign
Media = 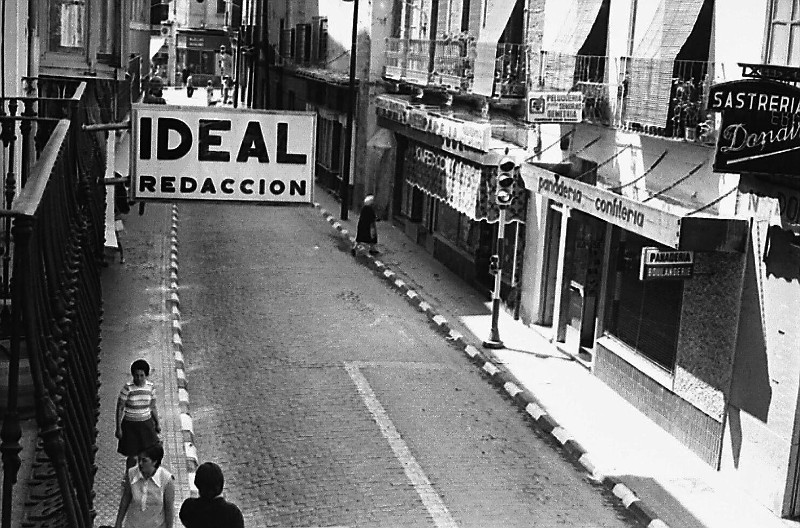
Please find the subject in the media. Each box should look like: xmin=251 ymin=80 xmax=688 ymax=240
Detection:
xmin=131 ymin=105 xmax=315 ymax=204
xmin=738 ymin=176 xmax=800 ymax=231
xmin=404 ymin=143 xmax=483 ymax=218
xmin=639 ymin=247 xmax=694 ymax=281
xmin=376 ymin=97 xmax=409 ymax=124
xmin=527 ymin=92 xmax=583 ymax=123
xmin=708 ymin=79 xmax=800 ymax=176
xmin=525 ymin=164 xmax=682 ymax=247
xmin=375 ymin=96 xmax=491 ymax=151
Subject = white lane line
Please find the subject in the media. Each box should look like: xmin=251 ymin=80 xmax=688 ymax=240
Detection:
xmin=344 ymin=363 xmax=459 ymax=528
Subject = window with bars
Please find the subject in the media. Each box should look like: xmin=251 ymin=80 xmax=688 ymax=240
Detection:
xmin=767 ymin=0 xmax=800 ymax=65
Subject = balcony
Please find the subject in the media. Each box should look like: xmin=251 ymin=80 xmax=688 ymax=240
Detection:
xmin=538 ymin=51 xmax=718 ymax=143
xmin=384 ymin=37 xmax=527 ymax=98
xmin=539 ymin=52 xmax=612 ymax=125
xmin=619 ymin=58 xmax=717 ymax=144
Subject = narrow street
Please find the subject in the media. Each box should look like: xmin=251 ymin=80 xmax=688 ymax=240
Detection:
xmin=178 ymin=200 xmax=638 ymax=527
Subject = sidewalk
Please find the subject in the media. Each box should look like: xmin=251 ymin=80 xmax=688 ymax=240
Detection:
xmin=93 ymin=201 xmax=189 ymax=525
xmin=313 ymin=187 xmax=799 ymax=528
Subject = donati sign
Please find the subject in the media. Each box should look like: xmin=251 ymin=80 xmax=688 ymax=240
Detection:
xmin=131 ymin=105 xmax=316 ymax=203
xmin=708 ymin=79 xmax=800 ymax=176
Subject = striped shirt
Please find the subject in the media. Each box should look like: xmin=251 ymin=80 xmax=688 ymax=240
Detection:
xmin=119 ymin=381 xmax=155 ymax=421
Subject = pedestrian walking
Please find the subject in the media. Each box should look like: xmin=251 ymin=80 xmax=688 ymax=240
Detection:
xmin=114 ymin=443 xmax=175 ymax=528
xmin=206 ymin=80 xmax=216 ymax=106
xmin=116 ymin=359 xmax=161 ymax=470
xmin=179 ymin=462 xmax=244 ymax=528
xmin=114 ymin=181 xmax=131 ymax=264
xmin=186 ymin=73 xmax=194 ymax=98
xmin=352 ymin=195 xmax=379 ymax=255
xmin=181 ymin=65 xmax=188 ymax=88
xmin=221 ymin=75 xmax=231 ymax=105
xmin=143 ymin=76 xmax=166 ymax=105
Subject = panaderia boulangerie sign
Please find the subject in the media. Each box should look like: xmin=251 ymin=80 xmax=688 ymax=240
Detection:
xmin=709 ymin=78 xmax=800 ymax=176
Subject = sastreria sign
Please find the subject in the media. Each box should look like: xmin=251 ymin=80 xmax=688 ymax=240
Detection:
xmin=708 ymin=79 xmax=800 ymax=176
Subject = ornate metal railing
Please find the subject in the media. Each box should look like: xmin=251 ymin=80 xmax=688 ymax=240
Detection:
xmin=493 ymin=43 xmax=526 ymax=98
xmin=384 ymin=37 xmax=525 ymax=98
xmin=0 ymin=76 xmax=110 ymax=528
xmin=620 ymin=57 xmax=717 ymax=143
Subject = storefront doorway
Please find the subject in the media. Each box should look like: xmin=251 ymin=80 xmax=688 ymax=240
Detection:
xmin=563 ymin=211 xmax=606 ymax=357
xmin=537 ymin=204 xmax=605 ymax=359
xmin=539 ymin=203 xmax=562 ymax=327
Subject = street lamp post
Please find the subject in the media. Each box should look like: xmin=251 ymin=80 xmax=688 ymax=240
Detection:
xmin=340 ymin=0 xmax=360 ymax=220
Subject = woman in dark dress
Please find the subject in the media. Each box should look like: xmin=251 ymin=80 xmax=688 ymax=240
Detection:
xmin=353 ymin=195 xmax=378 ymax=255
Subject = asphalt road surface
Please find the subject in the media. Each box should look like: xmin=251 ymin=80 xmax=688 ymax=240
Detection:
xmin=178 ymin=201 xmax=638 ymax=528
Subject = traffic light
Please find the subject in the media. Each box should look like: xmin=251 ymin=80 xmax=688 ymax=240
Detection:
xmin=495 ymin=156 xmax=517 ymax=207
xmin=489 ymin=255 xmax=500 ymax=274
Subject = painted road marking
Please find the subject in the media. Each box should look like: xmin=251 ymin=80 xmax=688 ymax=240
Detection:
xmin=344 ymin=363 xmax=459 ymax=528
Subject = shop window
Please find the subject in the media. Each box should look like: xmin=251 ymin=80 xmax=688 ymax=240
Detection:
xmin=437 ymin=202 xmax=479 ymax=253
xmin=603 ymin=228 xmax=683 ymax=371
xmin=767 ymin=0 xmax=800 ymax=65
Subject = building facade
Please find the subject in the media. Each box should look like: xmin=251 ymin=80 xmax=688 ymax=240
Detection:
xmin=370 ymin=0 xmax=800 ymax=519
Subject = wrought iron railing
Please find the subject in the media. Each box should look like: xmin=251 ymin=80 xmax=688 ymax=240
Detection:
xmin=0 ymin=76 xmax=110 ymax=528
xmin=384 ymin=37 xmax=526 ymax=97
xmin=384 ymin=38 xmax=432 ymax=86
xmin=494 ymin=43 xmax=526 ymax=98
xmin=539 ymin=52 xmax=611 ymax=124
xmin=620 ymin=57 xmax=716 ymax=143
xmin=537 ymin=52 xmax=718 ymax=142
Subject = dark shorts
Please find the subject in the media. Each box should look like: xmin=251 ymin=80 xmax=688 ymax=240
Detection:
xmin=117 ymin=417 xmax=159 ymax=457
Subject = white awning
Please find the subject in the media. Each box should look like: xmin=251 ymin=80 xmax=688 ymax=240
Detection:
xmin=471 ymin=0 xmax=518 ymax=96
xmin=150 ymin=37 xmax=167 ymax=59
xmin=625 ymin=0 xmax=706 ymax=127
xmin=549 ymin=0 xmax=606 ymax=55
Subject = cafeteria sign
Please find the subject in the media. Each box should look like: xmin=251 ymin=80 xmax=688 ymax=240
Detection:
xmin=131 ymin=105 xmax=315 ymax=203
xmin=527 ymin=92 xmax=583 ymax=123
xmin=639 ymin=248 xmax=694 ymax=281
xmin=708 ymin=79 xmax=800 ymax=176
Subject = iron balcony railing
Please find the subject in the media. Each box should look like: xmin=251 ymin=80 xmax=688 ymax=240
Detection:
xmin=538 ymin=51 xmax=718 ymax=143
xmin=0 ymin=75 xmax=117 ymax=528
xmin=620 ymin=57 xmax=716 ymax=143
xmin=384 ymin=37 xmax=527 ymax=98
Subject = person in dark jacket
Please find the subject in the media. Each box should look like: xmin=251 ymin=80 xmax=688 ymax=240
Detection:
xmin=352 ymin=194 xmax=378 ymax=255
xmin=179 ymin=462 xmax=244 ymax=528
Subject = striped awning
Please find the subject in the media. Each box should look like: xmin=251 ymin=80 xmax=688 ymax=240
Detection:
xmin=471 ymin=0 xmax=518 ymax=96
xmin=549 ymin=0 xmax=606 ymax=55
xmin=625 ymin=0 xmax=706 ymax=127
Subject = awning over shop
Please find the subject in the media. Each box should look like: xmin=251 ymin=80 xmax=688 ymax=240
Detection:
xmin=550 ymin=0 xmax=606 ymax=54
xmin=471 ymin=0 xmax=518 ymax=96
xmin=522 ymin=161 xmax=748 ymax=251
xmin=542 ymin=0 xmax=607 ymax=91
xmin=404 ymin=140 xmax=526 ymax=223
xmin=150 ymin=36 xmax=167 ymax=59
xmin=625 ymin=0 xmax=707 ymax=127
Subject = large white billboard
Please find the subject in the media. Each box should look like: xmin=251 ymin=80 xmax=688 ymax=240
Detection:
xmin=131 ymin=105 xmax=316 ymax=204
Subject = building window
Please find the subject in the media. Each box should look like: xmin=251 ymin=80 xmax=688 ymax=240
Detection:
xmin=49 ymin=0 xmax=86 ymax=51
xmin=603 ymin=228 xmax=683 ymax=371
xmin=767 ymin=0 xmax=800 ymax=65
xmin=218 ymin=0 xmax=226 ymax=14
xmin=437 ymin=202 xmax=478 ymax=253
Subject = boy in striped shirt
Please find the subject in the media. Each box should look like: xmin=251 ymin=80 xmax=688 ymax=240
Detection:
xmin=116 ymin=359 xmax=161 ymax=469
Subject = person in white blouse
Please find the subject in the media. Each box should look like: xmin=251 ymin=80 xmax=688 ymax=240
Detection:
xmin=114 ymin=443 xmax=175 ymax=528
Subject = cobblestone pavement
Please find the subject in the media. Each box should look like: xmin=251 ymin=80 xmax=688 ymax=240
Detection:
xmin=178 ymin=201 xmax=638 ymax=528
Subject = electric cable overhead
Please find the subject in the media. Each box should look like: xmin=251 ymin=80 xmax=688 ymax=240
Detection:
xmin=608 ymin=149 xmax=668 ymax=192
xmin=642 ymin=161 xmax=705 ymax=203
